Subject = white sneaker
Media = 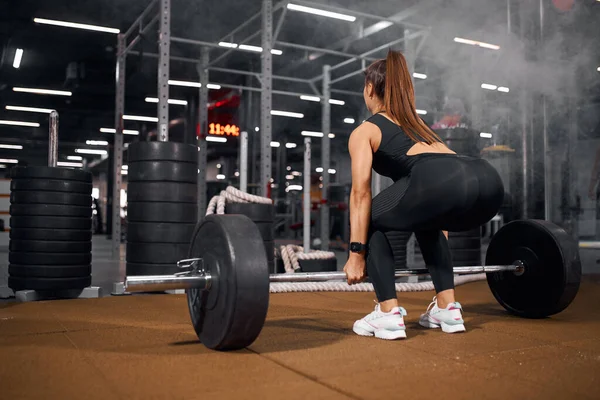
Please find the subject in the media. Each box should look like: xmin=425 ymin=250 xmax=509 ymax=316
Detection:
xmin=419 ymin=296 xmax=466 ymax=334
xmin=353 ymin=302 xmax=408 ymax=340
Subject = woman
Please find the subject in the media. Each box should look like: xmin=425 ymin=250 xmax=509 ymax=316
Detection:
xmin=343 ymin=50 xmax=504 ymax=340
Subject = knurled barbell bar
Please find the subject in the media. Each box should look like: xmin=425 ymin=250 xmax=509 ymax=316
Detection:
xmin=124 ymin=214 xmax=582 ymax=352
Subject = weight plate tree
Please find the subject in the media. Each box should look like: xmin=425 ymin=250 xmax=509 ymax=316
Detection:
xmin=125 ymin=215 xmax=581 ymax=352
xmin=126 ymin=141 xmax=198 ymax=277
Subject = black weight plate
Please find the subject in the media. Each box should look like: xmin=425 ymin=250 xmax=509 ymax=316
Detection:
xmin=127 ymin=182 xmax=197 ymax=203
xmin=8 ymin=276 xmax=91 ymax=291
xmin=10 ymin=228 xmax=92 ymax=242
xmin=127 ymin=202 xmax=197 ymax=223
xmin=264 ymin=241 xmax=275 ymax=261
xmin=11 ymin=192 xmax=92 ymax=206
xmin=10 ymin=166 xmax=92 ymax=183
xmin=127 ymin=222 xmax=195 ymax=243
xmin=128 ymin=161 xmax=197 ymax=183
xmin=11 ymin=179 xmax=92 ymax=194
xmin=9 ymin=264 xmax=91 ymax=278
xmin=10 ymin=240 xmax=91 ymax=253
xmin=225 ymin=202 xmax=274 ymax=222
xmin=255 ymin=222 xmax=274 ymax=241
xmin=298 ymin=258 xmax=338 ymax=272
xmin=448 ymin=237 xmax=481 ymax=250
xmin=10 ymin=204 xmax=92 ymax=218
xmin=10 ymin=216 xmax=91 ymax=230
xmin=9 ymin=252 xmax=92 ymax=266
xmin=127 ymin=242 xmax=189 ymax=264
xmin=186 ymin=214 xmax=270 ymax=351
xmin=128 ymin=141 xmax=197 ymax=163
xmin=126 ymin=262 xmax=179 ymax=276
xmin=485 ymin=219 xmax=581 ymax=318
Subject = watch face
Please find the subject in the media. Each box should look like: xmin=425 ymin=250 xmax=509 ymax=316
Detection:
xmin=351 ymin=243 xmax=363 ymax=252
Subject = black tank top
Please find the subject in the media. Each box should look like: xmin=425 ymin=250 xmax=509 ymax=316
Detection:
xmin=367 ymin=113 xmax=430 ymax=181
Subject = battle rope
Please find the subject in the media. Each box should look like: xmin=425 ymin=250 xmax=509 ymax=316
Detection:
xmin=205 ymin=186 xmax=486 ymax=293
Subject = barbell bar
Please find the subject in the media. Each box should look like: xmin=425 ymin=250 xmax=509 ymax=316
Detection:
xmin=122 ymin=214 xmax=581 ymax=352
xmin=124 ymin=263 xmax=524 ymax=293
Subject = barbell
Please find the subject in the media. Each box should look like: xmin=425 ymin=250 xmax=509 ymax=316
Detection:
xmin=124 ymin=215 xmax=581 ymax=351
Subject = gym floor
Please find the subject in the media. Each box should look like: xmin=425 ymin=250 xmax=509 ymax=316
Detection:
xmin=1 ymin=239 xmax=599 ymax=400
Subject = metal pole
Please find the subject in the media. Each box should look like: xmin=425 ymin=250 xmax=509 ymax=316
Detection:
xmin=539 ymin=0 xmax=550 ymax=221
xmin=157 ymin=0 xmax=170 ymax=142
xmin=303 ymin=138 xmax=311 ymax=252
xmin=112 ymin=34 xmax=126 ymax=258
xmin=521 ymin=90 xmax=529 ymax=219
xmin=240 ymin=130 xmax=249 ymax=192
xmin=197 ymin=48 xmax=209 ymax=217
xmin=260 ymin=0 xmax=273 ymax=197
xmin=320 ymin=64 xmax=331 ymax=251
xmin=48 ymin=111 xmax=58 ymax=167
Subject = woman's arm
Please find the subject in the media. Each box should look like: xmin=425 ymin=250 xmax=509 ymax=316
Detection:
xmin=348 ymin=127 xmax=374 ymax=257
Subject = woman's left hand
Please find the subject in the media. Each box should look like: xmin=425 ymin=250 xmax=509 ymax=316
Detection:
xmin=343 ymin=255 xmax=367 ymax=285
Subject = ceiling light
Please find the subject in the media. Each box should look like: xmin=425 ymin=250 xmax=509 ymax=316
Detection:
xmin=373 ymin=21 xmax=393 ymax=30
xmin=481 ymin=83 xmax=498 ymax=90
xmin=33 ymin=17 xmax=120 ymax=34
xmin=316 ymin=167 xmax=324 ymax=173
xmin=328 ymin=133 xmax=335 ymax=138
xmin=300 ymin=95 xmax=320 ymax=102
xmin=57 ymin=161 xmax=83 ymax=168
xmin=416 ymin=109 xmax=427 ymax=115
xmin=100 ymin=128 xmax=139 ymax=135
xmin=329 ymin=99 xmax=345 ymax=106
xmin=255 ymin=127 xmax=260 ymax=132
xmin=13 ymin=49 xmax=23 ymax=69
xmin=0 ymin=144 xmax=23 ymax=149
xmin=239 ymin=44 xmax=262 ymax=52
xmin=497 ymin=86 xmax=510 ymax=93
xmin=168 ymin=80 xmax=221 ymax=90
xmin=271 ymin=110 xmax=304 ymax=118
xmin=453 ymin=37 xmax=500 ymax=50
xmin=413 ymin=72 xmax=427 ymax=79
xmin=86 ymin=140 xmax=108 ymax=146
xmin=286 ymin=184 xmax=303 ymax=192
xmin=0 ymin=120 xmax=40 ymax=127
xmin=291 ymin=171 xmax=302 ymax=176
xmin=234 ymin=171 xmax=240 ymax=177
xmin=121 ymin=169 xmax=128 ymax=175
xmin=145 ymin=97 xmax=188 ymax=106
xmin=122 ymin=165 xmax=128 ymax=170
xmin=75 ymin=148 xmax=108 ymax=155
xmin=271 ymin=49 xmax=283 ymax=55
xmin=123 ymin=115 xmax=158 ymax=122
xmin=270 ymin=141 xmax=281 ymax=147
xmin=207 ymin=84 xmax=221 ymax=89
xmin=597 ymin=66 xmax=600 ymax=72
xmin=216 ymin=163 xmax=222 ymax=168
xmin=216 ymin=174 xmax=226 ymax=180
xmin=218 ymin=42 xmax=238 ymax=48
xmin=480 ymin=132 xmax=493 ymax=138
xmin=6 ymin=105 xmax=53 ymax=113
xmin=287 ymin=3 xmax=356 ymax=22
xmin=286 ymin=143 xmax=297 ymax=149
xmin=206 ymin=136 xmax=227 ymax=143
xmin=13 ymin=87 xmax=72 ymax=96
xmin=301 ymin=131 xmax=324 ymax=137
xmin=287 ymin=166 xmax=292 ymax=171
xmin=67 ymin=155 xmax=83 ymax=161
xmin=328 ymin=169 xmax=336 ymax=174
xmin=286 ymin=175 xmax=294 ymax=180
xmin=344 ymin=118 xmax=355 ymax=124
xmin=0 ymin=158 xmax=19 ymax=163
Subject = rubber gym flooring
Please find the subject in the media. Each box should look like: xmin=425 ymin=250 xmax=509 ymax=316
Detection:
xmin=1 ymin=275 xmax=599 ymax=400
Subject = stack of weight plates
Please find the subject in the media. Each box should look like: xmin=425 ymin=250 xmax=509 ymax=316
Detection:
xmin=385 ymin=231 xmax=411 ymax=270
xmin=126 ymin=141 xmax=198 ymax=276
xmin=226 ymin=202 xmax=275 ymax=272
xmin=8 ymin=167 xmax=93 ymax=291
xmin=448 ymin=227 xmax=482 ymax=266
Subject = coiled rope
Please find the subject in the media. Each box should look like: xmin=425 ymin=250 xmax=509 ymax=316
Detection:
xmin=205 ymin=186 xmax=485 ymax=292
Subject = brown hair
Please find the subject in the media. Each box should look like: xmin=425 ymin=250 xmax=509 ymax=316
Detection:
xmin=364 ymin=50 xmax=442 ymax=145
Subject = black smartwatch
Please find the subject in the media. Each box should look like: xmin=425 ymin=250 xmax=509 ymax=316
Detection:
xmin=350 ymin=242 xmax=366 ymax=253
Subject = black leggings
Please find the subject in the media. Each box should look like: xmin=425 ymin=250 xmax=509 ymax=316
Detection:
xmin=366 ymin=155 xmax=504 ymax=301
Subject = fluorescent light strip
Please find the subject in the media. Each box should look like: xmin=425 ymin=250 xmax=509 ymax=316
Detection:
xmin=301 ymin=131 xmax=335 ymax=138
xmin=237 ymin=44 xmax=282 ymax=55
xmin=287 ymin=3 xmax=356 ymax=22
xmin=33 ymin=17 xmax=120 ymax=34
xmin=286 ymin=185 xmax=303 ymax=192
xmin=413 ymin=72 xmax=427 ymax=79
xmin=286 ymin=143 xmax=297 ymax=149
xmin=67 ymin=155 xmax=83 ymax=161
xmin=168 ymin=80 xmax=221 ymax=89
xmin=57 ymin=161 xmax=83 ymax=168
xmin=123 ymin=115 xmax=158 ymax=122
xmin=219 ymin=41 xmax=238 ymax=48
xmin=329 ymin=99 xmax=345 ymax=106
xmin=0 ymin=144 xmax=23 ymax=149
xmin=328 ymin=169 xmax=336 ymax=174
xmin=597 ymin=66 xmax=600 ymax=72
xmin=122 ymin=165 xmax=128 ymax=170
xmin=497 ymin=86 xmax=510 ymax=93
xmin=99 ymin=128 xmax=139 ymax=135
xmin=145 ymin=97 xmax=188 ymax=106
xmin=453 ymin=37 xmax=500 ymax=50
xmin=481 ymin=83 xmax=497 ymax=90
xmin=206 ymin=136 xmax=227 ymax=143
xmin=344 ymin=118 xmax=355 ymax=124
xmin=286 ymin=175 xmax=294 ymax=180
xmin=13 ymin=87 xmax=72 ymax=96
xmin=270 ymin=141 xmax=281 ymax=147
xmin=0 ymin=158 xmax=19 ymax=163
xmin=216 ymin=174 xmax=226 ymax=180
xmin=86 ymin=140 xmax=108 ymax=146
xmin=291 ymin=171 xmax=302 ymax=176
xmin=6 ymin=105 xmax=53 ymax=113
xmin=13 ymin=49 xmax=23 ymax=69
xmin=480 ymin=132 xmax=493 ymax=138
xmin=416 ymin=109 xmax=427 ymax=115
xmin=315 ymin=167 xmax=324 ymax=173
xmin=75 ymin=148 xmax=108 ymax=155
xmin=0 ymin=120 xmax=40 ymax=127
xmin=299 ymin=95 xmax=344 ymax=105
xmin=271 ymin=110 xmax=304 ymax=118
